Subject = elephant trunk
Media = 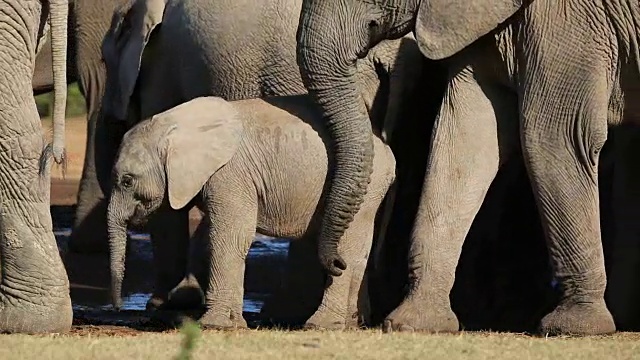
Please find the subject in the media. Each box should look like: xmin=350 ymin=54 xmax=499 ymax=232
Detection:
xmin=48 ymin=0 xmax=69 ymax=168
xmin=296 ymin=2 xmax=375 ymax=277
xmin=107 ymin=195 xmax=132 ymax=309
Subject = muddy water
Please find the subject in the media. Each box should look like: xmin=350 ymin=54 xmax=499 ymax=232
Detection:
xmin=51 ymin=205 xmax=289 ymax=327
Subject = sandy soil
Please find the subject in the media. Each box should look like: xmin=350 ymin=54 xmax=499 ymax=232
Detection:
xmin=4 ymin=330 xmax=640 ymax=359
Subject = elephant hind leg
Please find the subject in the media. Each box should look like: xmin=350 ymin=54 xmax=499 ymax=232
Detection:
xmin=520 ymin=69 xmax=614 ymax=335
xmin=383 ymin=66 xmax=519 ymax=333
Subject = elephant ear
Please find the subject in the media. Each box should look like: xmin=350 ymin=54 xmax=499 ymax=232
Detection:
xmin=102 ymin=0 xmax=167 ymax=121
xmin=161 ymin=97 xmax=245 ymax=210
xmin=415 ymin=0 xmax=526 ymax=60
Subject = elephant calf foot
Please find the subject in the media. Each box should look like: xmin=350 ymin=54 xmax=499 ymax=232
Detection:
xmin=382 ymin=298 xmax=459 ymax=333
xmin=200 ymin=309 xmax=248 ymax=330
xmin=146 ymin=294 xmax=166 ymax=311
xmin=146 ymin=283 xmax=204 ymax=311
xmin=303 ymin=308 xmax=348 ymax=331
xmin=539 ymin=299 xmax=615 ymax=335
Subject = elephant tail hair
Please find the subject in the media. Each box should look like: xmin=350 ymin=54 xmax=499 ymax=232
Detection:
xmin=39 ymin=143 xmax=68 ymax=178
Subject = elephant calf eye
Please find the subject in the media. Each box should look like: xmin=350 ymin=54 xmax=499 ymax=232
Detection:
xmin=121 ymin=175 xmax=134 ymax=188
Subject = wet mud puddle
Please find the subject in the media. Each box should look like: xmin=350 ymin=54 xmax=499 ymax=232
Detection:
xmin=53 ymin=214 xmax=289 ymax=327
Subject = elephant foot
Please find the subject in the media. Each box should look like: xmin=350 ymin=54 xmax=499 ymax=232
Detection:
xmin=382 ymin=299 xmax=459 ymax=333
xmin=0 ymin=298 xmax=72 ymax=334
xmin=146 ymin=294 xmax=166 ymax=311
xmin=345 ymin=311 xmax=363 ymax=330
xmin=199 ymin=310 xmax=247 ymax=330
xmin=539 ymin=299 xmax=615 ymax=336
xmin=303 ymin=309 xmax=347 ymax=330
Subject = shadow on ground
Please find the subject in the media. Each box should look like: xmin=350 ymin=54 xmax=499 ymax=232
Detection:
xmin=51 ymin=203 xmax=290 ymax=332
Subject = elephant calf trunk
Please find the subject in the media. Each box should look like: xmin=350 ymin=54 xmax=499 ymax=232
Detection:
xmin=107 ymin=218 xmax=128 ymax=310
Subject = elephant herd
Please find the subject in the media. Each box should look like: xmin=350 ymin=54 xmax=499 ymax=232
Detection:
xmin=0 ymin=0 xmax=636 ymax=335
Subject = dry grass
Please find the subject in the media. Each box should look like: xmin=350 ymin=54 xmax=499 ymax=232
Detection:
xmin=2 ymin=330 xmax=640 ymax=360
xmin=41 ymin=116 xmax=87 ymax=181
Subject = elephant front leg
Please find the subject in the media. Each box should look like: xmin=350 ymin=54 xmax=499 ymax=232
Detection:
xmin=520 ymin=74 xmax=614 ymax=335
xmin=199 ymin=200 xmax=256 ymax=330
xmin=147 ymin=208 xmax=193 ymax=311
xmin=384 ymin=68 xmax=518 ymax=333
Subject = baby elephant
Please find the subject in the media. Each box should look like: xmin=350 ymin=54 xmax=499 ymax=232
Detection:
xmin=107 ymin=96 xmax=395 ymax=329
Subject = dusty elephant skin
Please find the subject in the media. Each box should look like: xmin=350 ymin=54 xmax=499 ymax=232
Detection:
xmin=295 ymin=0 xmax=528 ymax=283
xmin=0 ymin=0 xmax=71 ymax=333
xmin=107 ymin=96 xmax=396 ymax=330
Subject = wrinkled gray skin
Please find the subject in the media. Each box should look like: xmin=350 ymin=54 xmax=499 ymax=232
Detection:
xmin=102 ymin=0 xmax=423 ymax=313
xmin=296 ymin=0 xmax=640 ymax=335
xmin=0 ymin=0 xmax=70 ymax=333
xmin=108 ymin=96 xmax=395 ymax=329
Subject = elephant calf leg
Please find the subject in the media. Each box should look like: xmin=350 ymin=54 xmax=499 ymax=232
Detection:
xmin=198 ymin=208 xmax=255 ymax=329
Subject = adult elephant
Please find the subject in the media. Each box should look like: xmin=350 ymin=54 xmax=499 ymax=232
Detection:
xmin=296 ymin=0 xmax=629 ymax=335
xmin=0 ymin=0 xmax=70 ymax=333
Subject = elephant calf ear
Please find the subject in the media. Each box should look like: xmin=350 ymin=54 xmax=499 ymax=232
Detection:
xmin=163 ymin=97 xmax=244 ymax=210
xmin=415 ymin=0 xmax=526 ymax=60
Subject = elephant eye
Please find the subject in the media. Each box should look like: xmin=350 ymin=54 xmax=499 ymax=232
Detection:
xmin=121 ymin=174 xmax=134 ymax=188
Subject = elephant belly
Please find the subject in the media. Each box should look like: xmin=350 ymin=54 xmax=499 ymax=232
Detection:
xmin=164 ymin=0 xmax=306 ymax=102
xmin=255 ymin=184 xmax=324 ymax=240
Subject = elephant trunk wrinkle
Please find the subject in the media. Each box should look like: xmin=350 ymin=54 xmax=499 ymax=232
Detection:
xmin=297 ymin=7 xmax=376 ymax=276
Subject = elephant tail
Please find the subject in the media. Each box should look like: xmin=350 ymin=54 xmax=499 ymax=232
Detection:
xmin=47 ymin=0 xmax=69 ymax=175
